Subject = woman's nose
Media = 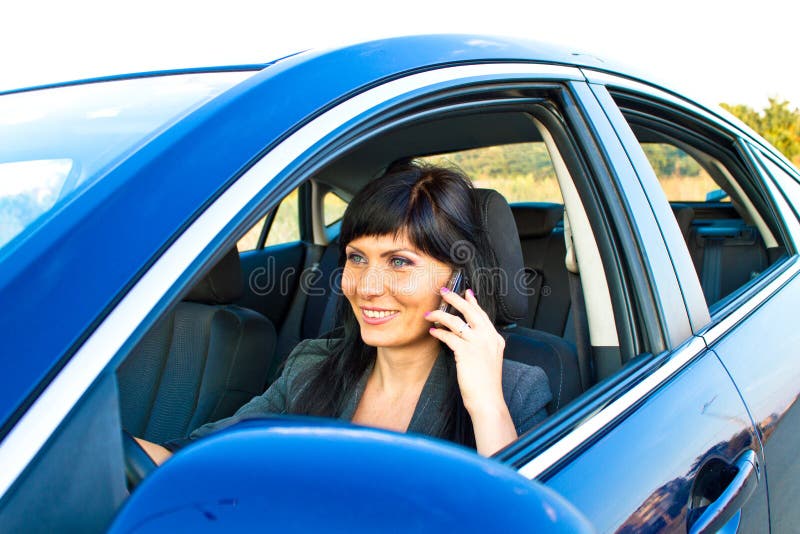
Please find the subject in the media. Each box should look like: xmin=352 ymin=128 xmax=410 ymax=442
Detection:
xmin=357 ymin=265 xmax=387 ymax=296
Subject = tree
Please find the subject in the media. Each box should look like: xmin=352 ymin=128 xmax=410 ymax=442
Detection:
xmin=721 ymin=99 xmax=800 ymax=165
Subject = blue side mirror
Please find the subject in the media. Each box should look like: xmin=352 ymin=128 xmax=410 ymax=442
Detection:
xmin=705 ymin=189 xmax=730 ymax=202
xmin=110 ymin=418 xmax=593 ymax=532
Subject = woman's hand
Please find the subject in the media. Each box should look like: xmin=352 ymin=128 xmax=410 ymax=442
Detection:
xmin=134 ymin=437 xmax=173 ymax=466
xmin=426 ymin=288 xmax=518 ymax=455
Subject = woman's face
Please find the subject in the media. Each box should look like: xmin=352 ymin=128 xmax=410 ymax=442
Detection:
xmin=342 ymin=232 xmax=453 ymax=350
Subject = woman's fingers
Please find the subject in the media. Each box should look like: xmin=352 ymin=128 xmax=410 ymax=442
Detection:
xmin=437 ymin=287 xmax=488 ymax=328
xmin=424 ymin=307 xmax=471 ymax=337
xmin=428 ymin=324 xmax=466 ymax=351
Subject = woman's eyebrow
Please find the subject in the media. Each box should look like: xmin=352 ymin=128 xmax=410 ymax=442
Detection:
xmin=381 ymin=248 xmax=419 ymax=257
xmin=346 ymin=245 xmax=420 ymax=257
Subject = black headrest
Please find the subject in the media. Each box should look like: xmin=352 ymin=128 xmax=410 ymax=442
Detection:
xmin=476 ymin=189 xmax=528 ymax=326
xmin=185 ymin=248 xmax=243 ymax=305
xmin=511 ymin=203 xmax=564 ymax=239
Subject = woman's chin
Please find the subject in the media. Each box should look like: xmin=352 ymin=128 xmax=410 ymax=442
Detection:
xmin=359 ymin=329 xmax=394 ymax=348
xmin=358 ymin=325 xmax=430 ymax=349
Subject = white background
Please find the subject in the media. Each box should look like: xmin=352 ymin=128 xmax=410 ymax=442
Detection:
xmin=1 ymin=0 xmax=797 ymax=109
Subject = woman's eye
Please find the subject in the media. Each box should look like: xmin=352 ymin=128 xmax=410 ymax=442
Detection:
xmin=347 ymin=253 xmax=366 ymax=264
xmin=390 ymin=257 xmax=412 ymax=268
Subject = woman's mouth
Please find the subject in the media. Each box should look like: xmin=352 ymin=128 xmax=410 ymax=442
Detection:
xmin=360 ymin=308 xmax=400 ymax=325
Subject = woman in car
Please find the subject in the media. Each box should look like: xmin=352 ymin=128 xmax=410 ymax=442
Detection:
xmin=137 ymin=161 xmax=552 ymax=463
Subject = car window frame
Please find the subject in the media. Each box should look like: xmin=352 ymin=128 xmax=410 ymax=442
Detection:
xmin=584 ymin=71 xmax=800 ymax=340
xmin=744 ymin=143 xmax=800 ymax=241
xmin=0 ymin=63 xmax=597 ymax=501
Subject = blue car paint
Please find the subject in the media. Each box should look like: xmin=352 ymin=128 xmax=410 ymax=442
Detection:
xmin=545 ymin=350 xmax=768 ymax=532
xmin=0 ymin=65 xmax=270 ymax=96
xmin=707 ymin=267 xmax=800 ymax=533
xmin=0 ymin=34 xmax=617 ymax=437
xmin=110 ymin=418 xmax=594 ymax=533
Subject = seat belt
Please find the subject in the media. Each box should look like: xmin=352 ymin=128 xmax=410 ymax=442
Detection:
xmin=523 ymin=267 xmax=544 ymax=329
xmin=700 ymin=237 xmax=723 ymax=305
xmin=564 ymin=213 xmax=594 ymax=389
xmin=271 ymin=243 xmax=325 ymax=378
xmin=523 ymin=231 xmax=552 ymax=329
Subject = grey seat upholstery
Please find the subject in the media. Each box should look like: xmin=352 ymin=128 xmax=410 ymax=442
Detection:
xmin=671 ymin=204 xmax=770 ymax=305
xmin=477 ymin=191 xmax=582 ymax=412
xmin=117 ymin=248 xmax=277 ymax=444
xmin=510 ymin=203 xmax=572 ymax=338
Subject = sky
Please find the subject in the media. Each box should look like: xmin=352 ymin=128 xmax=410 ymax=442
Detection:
xmin=1 ymin=0 xmax=798 ymax=111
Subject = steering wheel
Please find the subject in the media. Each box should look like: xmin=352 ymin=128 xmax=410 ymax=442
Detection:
xmin=122 ymin=430 xmax=157 ymax=490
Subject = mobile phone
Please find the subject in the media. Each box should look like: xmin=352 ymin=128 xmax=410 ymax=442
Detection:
xmin=437 ymin=270 xmax=465 ymax=317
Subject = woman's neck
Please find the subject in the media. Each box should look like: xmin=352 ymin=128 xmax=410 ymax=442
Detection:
xmin=372 ymin=339 xmax=440 ymax=396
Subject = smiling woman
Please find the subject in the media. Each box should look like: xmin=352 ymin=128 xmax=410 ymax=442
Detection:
xmin=134 ymin=161 xmax=552 ymax=461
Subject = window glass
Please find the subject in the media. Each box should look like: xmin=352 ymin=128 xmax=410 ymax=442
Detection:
xmin=0 ymin=159 xmax=72 ymax=249
xmin=0 ymin=71 xmax=253 ymax=254
xmin=421 ymin=142 xmax=563 ymax=203
xmin=752 ymin=150 xmax=800 ymax=235
xmin=237 ymin=215 xmax=267 ymax=252
xmin=615 ymin=95 xmax=787 ymax=306
xmin=323 ymin=191 xmax=348 ymax=226
xmin=265 ymin=189 xmax=300 ymax=246
xmin=641 ymin=143 xmax=727 ymax=202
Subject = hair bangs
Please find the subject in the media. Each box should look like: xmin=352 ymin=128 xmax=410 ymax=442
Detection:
xmin=339 ymin=164 xmax=474 ymax=266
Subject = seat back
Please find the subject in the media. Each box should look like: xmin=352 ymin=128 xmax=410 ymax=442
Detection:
xmin=117 ymin=248 xmax=277 ymax=443
xmin=672 ymin=204 xmax=770 ymax=305
xmin=476 ymin=190 xmax=582 ymax=411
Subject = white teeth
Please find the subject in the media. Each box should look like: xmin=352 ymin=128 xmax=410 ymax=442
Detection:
xmin=363 ymin=309 xmax=397 ymax=318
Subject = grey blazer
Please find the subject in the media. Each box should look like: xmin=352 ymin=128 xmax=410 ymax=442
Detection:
xmin=187 ymin=338 xmax=552 ymax=445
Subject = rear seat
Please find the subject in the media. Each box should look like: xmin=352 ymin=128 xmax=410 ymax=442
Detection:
xmin=672 ymin=204 xmax=769 ymax=305
xmin=510 ymin=203 xmax=572 ymax=338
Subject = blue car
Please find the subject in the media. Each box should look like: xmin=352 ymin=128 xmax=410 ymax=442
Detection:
xmin=1 ymin=34 xmax=799 ymax=532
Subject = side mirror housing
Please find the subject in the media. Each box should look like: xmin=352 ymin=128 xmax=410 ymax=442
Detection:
xmin=110 ymin=418 xmax=593 ymax=532
xmin=706 ymin=189 xmax=730 ymax=202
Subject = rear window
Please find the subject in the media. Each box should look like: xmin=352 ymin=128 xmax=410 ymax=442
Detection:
xmin=0 ymin=71 xmax=254 ymax=251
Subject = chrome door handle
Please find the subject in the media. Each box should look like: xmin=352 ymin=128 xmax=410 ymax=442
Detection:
xmin=689 ymin=450 xmax=759 ymax=534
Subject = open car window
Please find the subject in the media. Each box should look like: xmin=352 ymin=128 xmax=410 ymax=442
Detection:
xmin=110 ymin=83 xmax=652 ymax=475
xmin=421 ymin=142 xmax=564 ymax=203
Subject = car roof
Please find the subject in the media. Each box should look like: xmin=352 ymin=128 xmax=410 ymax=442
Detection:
xmin=0 ymin=33 xmax=758 ymax=435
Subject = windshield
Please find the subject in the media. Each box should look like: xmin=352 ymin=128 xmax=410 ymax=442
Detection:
xmin=0 ymin=71 xmax=255 ymax=252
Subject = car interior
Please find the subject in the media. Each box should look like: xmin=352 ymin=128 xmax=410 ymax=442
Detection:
xmin=113 ymin=94 xmax=789 ymax=493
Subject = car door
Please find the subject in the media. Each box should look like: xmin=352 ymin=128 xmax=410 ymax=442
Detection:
xmin=601 ymin=73 xmax=800 ymax=532
xmin=498 ymin=78 xmax=771 ymax=532
xmin=704 ymin=145 xmax=800 ymax=534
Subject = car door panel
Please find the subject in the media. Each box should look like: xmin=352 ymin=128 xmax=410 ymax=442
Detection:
xmin=704 ymin=268 xmax=800 ymax=534
xmin=545 ymin=350 xmax=768 ymax=533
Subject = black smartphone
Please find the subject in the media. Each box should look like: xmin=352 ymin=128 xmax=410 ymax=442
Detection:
xmin=436 ymin=270 xmax=465 ymax=324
